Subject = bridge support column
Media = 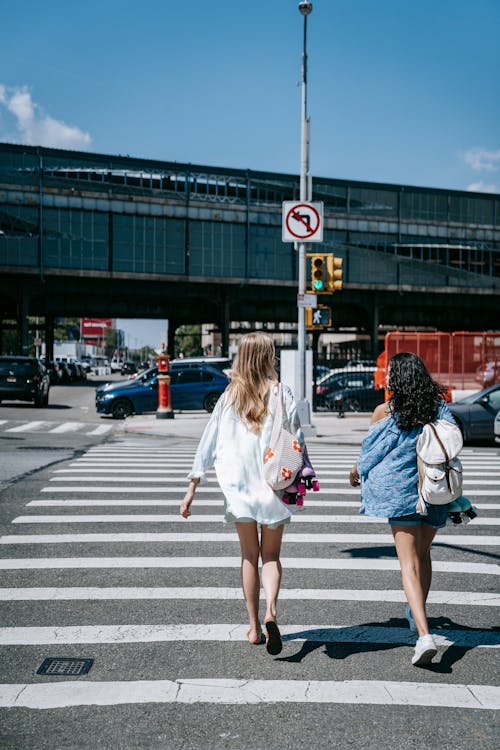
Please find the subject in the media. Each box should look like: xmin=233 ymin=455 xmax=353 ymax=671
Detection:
xmin=45 ymin=315 xmax=54 ymax=362
xmin=219 ymin=296 xmax=230 ymax=358
xmin=167 ymin=322 xmax=176 ymax=358
xmin=17 ymin=288 xmax=30 ymax=356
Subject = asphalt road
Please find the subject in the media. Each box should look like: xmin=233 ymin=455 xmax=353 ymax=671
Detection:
xmin=0 ymin=424 xmax=498 ymax=750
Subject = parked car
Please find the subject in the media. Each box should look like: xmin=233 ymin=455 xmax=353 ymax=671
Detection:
xmin=448 ymin=384 xmax=500 ymax=442
xmin=0 ymin=356 xmax=50 ymax=407
xmin=323 ymin=371 xmax=384 ymax=413
xmin=170 ymin=356 xmax=233 ymax=377
xmin=110 ymin=358 xmax=124 ymax=372
xmin=40 ymin=358 xmax=64 ymax=385
xmin=316 ymin=367 xmax=376 ymax=408
xmin=345 ymin=359 xmax=377 ymax=369
xmin=96 ymin=364 xmax=230 ymax=419
xmin=120 ymin=361 xmax=137 ymax=376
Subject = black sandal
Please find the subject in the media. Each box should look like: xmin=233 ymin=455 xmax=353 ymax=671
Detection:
xmin=265 ymin=620 xmax=282 ymax=655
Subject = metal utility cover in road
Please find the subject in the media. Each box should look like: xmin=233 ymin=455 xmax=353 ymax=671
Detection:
xmin=282 ymin=201 xmax=323 ymax=242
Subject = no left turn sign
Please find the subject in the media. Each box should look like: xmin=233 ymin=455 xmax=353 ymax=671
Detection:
xmin=282 ymin=201 xmax=323 ymax=242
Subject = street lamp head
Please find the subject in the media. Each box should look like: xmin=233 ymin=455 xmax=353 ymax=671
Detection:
xmin=298 ymin=1 xmax=313 ymax=16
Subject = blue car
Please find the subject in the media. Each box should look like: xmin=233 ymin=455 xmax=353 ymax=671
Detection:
xmin=96 ymin=364 xmax=229 ymax=419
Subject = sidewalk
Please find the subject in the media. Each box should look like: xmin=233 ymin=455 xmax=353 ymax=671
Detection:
xmin=124 ymin=410 xmax=371 ymax=445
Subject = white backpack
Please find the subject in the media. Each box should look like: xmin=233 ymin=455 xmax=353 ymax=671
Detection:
xmin=416 ymin=419 xmax=463 ymax=514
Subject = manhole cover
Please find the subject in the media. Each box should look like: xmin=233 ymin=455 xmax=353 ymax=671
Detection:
xmin=36 ymin=657 xmax=94 ymax=676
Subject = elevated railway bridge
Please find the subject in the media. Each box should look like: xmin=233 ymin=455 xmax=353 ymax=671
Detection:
xmin=0 ymin=143 xmax=499 ymax=357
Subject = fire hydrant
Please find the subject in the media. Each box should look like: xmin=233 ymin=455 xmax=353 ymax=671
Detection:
xmin=156 ymin=353 xmax=174 ymax=419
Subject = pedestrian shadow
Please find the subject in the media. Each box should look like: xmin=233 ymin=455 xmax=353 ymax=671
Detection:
xmin=343 ymin=545 xmax=398 ymax=558
xmin=278 ymin=615 xmax=500 ymax=672
xmin=342 ymin=543 xmax=500 ymax=562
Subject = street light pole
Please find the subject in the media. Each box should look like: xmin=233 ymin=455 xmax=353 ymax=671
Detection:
xmin=297 ymin=1 xmax=313 ymax=429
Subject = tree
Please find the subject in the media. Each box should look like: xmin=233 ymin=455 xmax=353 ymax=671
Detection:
xmin=175 ymin=325 xmax=202 ymax=358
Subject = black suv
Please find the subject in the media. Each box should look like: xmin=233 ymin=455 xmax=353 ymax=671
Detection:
xmin=0 ymin=356 xmax=50 ymax=407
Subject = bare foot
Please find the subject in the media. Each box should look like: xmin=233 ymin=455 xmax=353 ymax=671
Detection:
xmin=246 ymin=626 xmax=263 ymax=645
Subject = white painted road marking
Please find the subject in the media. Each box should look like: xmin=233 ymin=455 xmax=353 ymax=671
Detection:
xmin=12 ymin=513 xmax=500 ymax=526
xmin=0 ymin=678 xmax=497 ymax=710
xmin=0 ymin=587 xmax=497 ymax=605
xmin=0 ymin=622 xmax=497 ymax=648
xmin=0 ymin=556 xmax=496 ymax=575
xmin=2 ymin=532 xmax=498 ymax=545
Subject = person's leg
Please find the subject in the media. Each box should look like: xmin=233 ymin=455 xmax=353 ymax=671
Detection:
xmin=391 ymin=524 xmax=437 ymax=637
xmin=235 ymin=521 xmax=261 ymax=644
xmin=415 ymin=524 xmax=437 ymax=603
xmin=260 ymin=523 xmax=285 ymax=624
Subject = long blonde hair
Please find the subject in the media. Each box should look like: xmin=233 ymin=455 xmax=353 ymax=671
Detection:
xmin=226 ymin=332 xmax=278 ymax=432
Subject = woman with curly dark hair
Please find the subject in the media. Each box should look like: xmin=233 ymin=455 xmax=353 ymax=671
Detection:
xmin=349 ymin=352 xmax=455 ymax=667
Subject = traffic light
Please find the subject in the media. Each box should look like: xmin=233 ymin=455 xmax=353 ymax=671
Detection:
xmin=327 ymin=254 xmax=343 ymax=292
xmin=307 ymin=254 xmax=328 ymax=293
xmin=306 ymin=305 xmax=332 ymax=329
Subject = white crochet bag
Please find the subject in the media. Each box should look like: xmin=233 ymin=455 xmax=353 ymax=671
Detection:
xmin=262 ymin=383 xmax=304 ymax=490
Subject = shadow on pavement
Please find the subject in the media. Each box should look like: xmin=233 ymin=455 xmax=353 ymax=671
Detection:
xmin=277 ymin=616 xmax=500 ymax=673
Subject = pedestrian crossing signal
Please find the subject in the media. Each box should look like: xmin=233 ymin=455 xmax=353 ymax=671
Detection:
xmin=306 ymin=306 xmax=332 ymax=329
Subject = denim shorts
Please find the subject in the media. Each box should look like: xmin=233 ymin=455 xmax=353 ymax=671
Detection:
xmin=388 ymin=504 xmax=449 ymax=529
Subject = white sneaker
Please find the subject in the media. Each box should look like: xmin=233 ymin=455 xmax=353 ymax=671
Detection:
xmin=405 ymin=603 xmax=417 ymax=632
xmin=412 ymin=634 xmax=437 ymax=666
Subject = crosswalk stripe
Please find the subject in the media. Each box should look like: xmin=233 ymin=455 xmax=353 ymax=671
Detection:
xmin=11 ymin=513 xmax=500 ymax=526
xmin=5 ymin=421 xmax=47 ymax=433
xmin=85 ymin=425 xmax=115 ymax=435
xmin=0 ymin=587 xmax=497 ymax=605
xmin=0 ymin=623 xmax=497 ymax=648
xmin=48 ymin=422 xmax=86 ymax=434
xmin=46 ymin=475 xmax=500 ymax=488
xmin=39 ymin=485 xmax=500 ymax=495
xmin=13 ymin=514 xmax=381 ymax=524
xmin=28 ymin=499 xmax=500 ymax=510
xmin=2 ymin=532 xmax=497 ymax=545
xmin=1 ymin=678 xmax=497 ymax=710
xmin=0 ymin=557 xmax=496 ymax=575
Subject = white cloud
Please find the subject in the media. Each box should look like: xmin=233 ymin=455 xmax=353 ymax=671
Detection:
xmin=463 ymin=147 xmax=500 ymax=172
xmin=0 ymin=84 xmax=91 ymax=149
xmin=467 ymin=181 xmax=499 ymax=194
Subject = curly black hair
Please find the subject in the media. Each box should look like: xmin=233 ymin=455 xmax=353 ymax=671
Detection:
xmin=387 ymin=352 xmax=446 ymax=431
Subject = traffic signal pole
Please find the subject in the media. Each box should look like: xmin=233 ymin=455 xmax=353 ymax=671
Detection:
xmin=296 ymin=1 xmax=314 ymax=433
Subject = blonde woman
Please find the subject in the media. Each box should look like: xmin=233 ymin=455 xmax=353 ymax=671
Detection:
xmin=180 ymin=332 xmax=305 ymax=655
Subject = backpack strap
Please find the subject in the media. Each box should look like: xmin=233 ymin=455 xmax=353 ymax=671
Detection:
xmin=428 ymin=422 xmax=452 ymax=491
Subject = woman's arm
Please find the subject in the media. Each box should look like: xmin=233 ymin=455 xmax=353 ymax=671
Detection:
xmin=180 ymin=478 xmax=200 ymax=518
xmin=349 ymin=402 xmax=389 ymax=486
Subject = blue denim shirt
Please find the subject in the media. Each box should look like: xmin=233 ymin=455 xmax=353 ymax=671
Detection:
xmin=358 ymin=401 xmax=454 ymax=518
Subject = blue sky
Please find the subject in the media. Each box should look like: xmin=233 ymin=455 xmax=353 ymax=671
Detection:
xmin=1 ymin=0 xmax=499 ymax=346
